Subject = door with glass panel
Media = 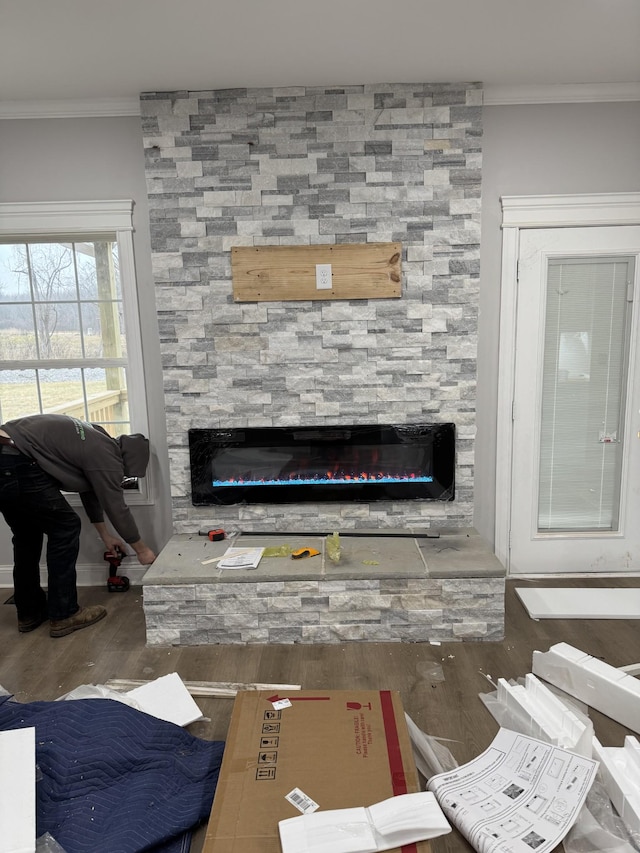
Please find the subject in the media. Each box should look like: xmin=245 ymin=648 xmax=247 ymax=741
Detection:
xmin=509 ymin=226 xmax=640 ymax=574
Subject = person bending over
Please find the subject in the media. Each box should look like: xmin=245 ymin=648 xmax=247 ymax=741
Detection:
xmin=0 ymin=414 xmax=156 ymax=638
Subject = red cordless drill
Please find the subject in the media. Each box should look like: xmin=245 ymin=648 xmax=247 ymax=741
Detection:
xmin=104 ymin=547 xmax=130 ymax=592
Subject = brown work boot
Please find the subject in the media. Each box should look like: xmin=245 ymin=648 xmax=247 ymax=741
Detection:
xmin=18 ymin=608 xmax=49 ymax=633
xmin=50 ymin=605 xmax=107 ymax=638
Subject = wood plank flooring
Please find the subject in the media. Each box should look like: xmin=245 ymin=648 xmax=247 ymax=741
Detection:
xmin=1 ymin=576 xmax=639 ymax=852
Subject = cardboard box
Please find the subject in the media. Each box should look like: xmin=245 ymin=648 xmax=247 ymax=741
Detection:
xmin=204 ymin=689 xmax=431 ymax=853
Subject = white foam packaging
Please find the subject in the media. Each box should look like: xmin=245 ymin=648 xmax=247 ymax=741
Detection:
xmin=532 ymin=642 xmax=640 ymax=733
xmin=278 ymin=791 xmax=451 ymax=853
xmin=592 ymin=736 xmax=640 ymax=839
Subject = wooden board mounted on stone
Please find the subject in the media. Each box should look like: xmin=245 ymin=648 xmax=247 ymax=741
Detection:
xmin=231 ymin=243 xmax=402 ymax=302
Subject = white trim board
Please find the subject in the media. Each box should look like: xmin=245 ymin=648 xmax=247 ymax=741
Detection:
xmin=0 ymin=199 xmax=134 ymax=236
xmin=501 ymin=192 xmax=640 ymax=228
xmin=516 ymin=587 xmax=640 ymax=619
xmin=0 ymin=727 xmax=36 ymax=853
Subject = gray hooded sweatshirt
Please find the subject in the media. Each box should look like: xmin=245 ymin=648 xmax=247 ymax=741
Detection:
xmin=2 ymin=414 xmax=149 ymax=544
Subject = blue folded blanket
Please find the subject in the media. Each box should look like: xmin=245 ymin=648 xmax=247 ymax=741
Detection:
xmin=0 ymin=694 xmax=225 ymax=853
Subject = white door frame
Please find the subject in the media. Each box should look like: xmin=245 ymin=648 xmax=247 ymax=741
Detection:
xmin=495 ymin=192 xmax=640 ymax=572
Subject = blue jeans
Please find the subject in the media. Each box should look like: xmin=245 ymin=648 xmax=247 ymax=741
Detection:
xmin=0 ymin=448 xmax=80 ymax=621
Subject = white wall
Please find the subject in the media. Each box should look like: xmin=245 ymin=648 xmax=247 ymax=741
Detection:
xmin=476 ymin=101 xmax=640 ymax=546
xmin=0 ymin=117 xmax=173 ymax=584
xmin=0 ymin=101 xmax=638 ymax=584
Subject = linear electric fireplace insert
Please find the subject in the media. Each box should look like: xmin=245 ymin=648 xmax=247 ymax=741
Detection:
xmin=189 ymin=423 xmax=455 ymax=506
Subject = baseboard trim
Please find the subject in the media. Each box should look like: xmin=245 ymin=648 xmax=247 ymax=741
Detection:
xmin=0 ymin=564 xmax=148 ymax=590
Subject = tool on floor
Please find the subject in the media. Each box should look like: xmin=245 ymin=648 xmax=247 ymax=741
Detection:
xmin=104 ymin=547 xmax=130 ymax=592
xmin=199 ymin=528 xmax=226 ymax=541
xmin=291 ymin=547 xmax=320 ymax=560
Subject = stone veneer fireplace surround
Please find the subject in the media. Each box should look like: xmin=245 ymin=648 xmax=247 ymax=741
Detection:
xmin=139 ymin=82 xmax=490 ymax=646
xmin=140 ymin=81 xmax=482 ymax=533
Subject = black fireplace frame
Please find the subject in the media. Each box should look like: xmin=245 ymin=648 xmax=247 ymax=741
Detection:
xmin=188 ymin=422 xmax=455 ymax=506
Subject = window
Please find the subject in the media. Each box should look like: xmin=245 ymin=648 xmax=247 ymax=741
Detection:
xmin=0 ymin=200 xmax=149 ymax=495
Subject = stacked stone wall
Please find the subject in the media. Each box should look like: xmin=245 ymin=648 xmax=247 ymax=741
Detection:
xmin=140 ymin=82 xmax=482 ymax=532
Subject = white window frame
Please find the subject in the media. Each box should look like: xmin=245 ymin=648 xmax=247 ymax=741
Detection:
xmin=496 ymin=192 xmax=640 ymax=569
xmin=0 ymin=199 xmax=151 ymax=505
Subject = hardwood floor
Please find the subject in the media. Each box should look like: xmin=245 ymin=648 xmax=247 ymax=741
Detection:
xmin=1 ymin=576 xmax=639 ymax=852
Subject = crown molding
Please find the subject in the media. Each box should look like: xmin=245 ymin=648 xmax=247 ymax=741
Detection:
xmin=0 ymin=82 xmax=638 ymax=119
xmin=484 ymin=81 xmax=640 ymax=105
xmin=0 ymin=97 xmax=140 ymax=119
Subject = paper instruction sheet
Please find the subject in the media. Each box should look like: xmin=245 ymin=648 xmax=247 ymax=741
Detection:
xmin=427 ymin=727 xmax=598 ymax=853
xmin=218 ymin=546 xmax=264 ymax=569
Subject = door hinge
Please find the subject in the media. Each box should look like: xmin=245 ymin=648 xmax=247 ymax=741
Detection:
xmin=516 ymin=260 xmax=520 ymax=282
xmin=511 ymin=400 xmax=516 ymax=421
xmin=627 ymin=280 xmax=634 ymax=302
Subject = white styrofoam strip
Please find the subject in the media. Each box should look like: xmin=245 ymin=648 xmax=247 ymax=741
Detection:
xmin=0 ymin=727 xmax=36 ymax=853
xmin=496 ymin=674 xmax=593 ymax=756
xmin=532 ymin=642 xmax=640 ymax=733
xmin=592 ymin=736 xmax=640 ymax=838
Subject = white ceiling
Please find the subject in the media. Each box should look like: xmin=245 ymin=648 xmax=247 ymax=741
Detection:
xmin=1 ymin=0 xmax=639 ymax=106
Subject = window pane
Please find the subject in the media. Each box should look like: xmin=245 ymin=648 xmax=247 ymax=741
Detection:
xmin=0 ymin=304 xmax=36 ymax=359
xmin=39 ymin=367 xmax=85 ymax=416
xmin=81 ymin=301 xmax=127 ymax=358
xmin=27 ymin=243 xmax=76 ymax=301
xmin=75 ymin=243 xmax=99 ymax=300
xmin=0 ymin=367 xmax=130 ymax=431
xmin=0 ymin=369 xmax=39 ymax=421
xmin=83 ymin=367 xmax=130 ymax=435
xmin=34 ymin=302 xmax=82 ymax=359
xmin=38 ymin=367 xmax=129 ymax=428
xmin=75 ymin=241 xmax=122 ymax=301
xmin=0 ymin=244 xmax=30 ymax=299
xmin=538 ymin=257 xmax=632 ymax=531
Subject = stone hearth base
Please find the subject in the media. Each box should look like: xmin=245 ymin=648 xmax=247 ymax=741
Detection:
xmin=142 ymin=529 xmax=505 ymax=645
